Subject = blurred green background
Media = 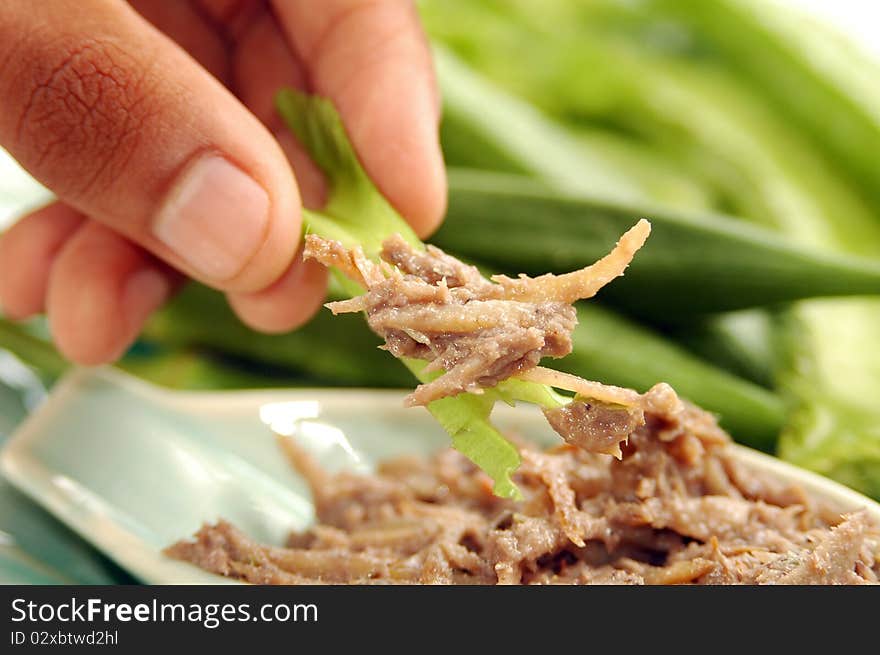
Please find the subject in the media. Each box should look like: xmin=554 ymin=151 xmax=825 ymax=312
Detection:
xmin=2 ymin=0 xmax=880 ymax=539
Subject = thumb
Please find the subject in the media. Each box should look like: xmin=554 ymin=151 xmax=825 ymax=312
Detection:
xmin=0 ymin=0 xmax=300 ymax=293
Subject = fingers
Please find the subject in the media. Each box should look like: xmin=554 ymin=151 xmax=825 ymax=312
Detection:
xmin=46 ymin=221 xmax=179 ymax=365
xmin=128 ymin=0 xmax=230 ymax=84
xmin=274 ymin=0 xmax=447 ymax=237
xmin=231 ymin=10 xmax=328 ymax=208
xmin=0 ymin=202 xmax=85 ymax=319
xmin=1 ymin=0 xmax=447 ymax=367
xmin=192 ymin=0 xmax=263 ymax=43
xmin=0 ymin=201 xmax=178 ymax=364
xmin=127 ymin=4 xmax=331 ymax=334
xmin=0 ymin=0 xmax=300 ymax=294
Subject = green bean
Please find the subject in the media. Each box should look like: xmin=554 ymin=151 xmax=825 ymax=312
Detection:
xmin=670 ymin=310 xmax=778 ymax=389
xmin=434 ymin=169 xmax=880 ymax=316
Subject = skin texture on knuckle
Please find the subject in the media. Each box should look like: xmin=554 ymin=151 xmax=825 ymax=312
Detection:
xmin=3 ymin=32 xmax=156 ymax=200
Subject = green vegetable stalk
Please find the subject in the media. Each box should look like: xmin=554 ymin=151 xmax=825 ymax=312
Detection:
xmin=275 ymin=89 xmax=585 ymax=498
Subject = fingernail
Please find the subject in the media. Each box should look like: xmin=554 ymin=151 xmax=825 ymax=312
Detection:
xmin=153 ymin=155 xmax=269 ymax=281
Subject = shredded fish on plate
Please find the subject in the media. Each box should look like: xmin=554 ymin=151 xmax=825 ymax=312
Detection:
xmin=167 ymin=394 xmax=880 ymax=585
xmin=167 ymin=222 xmax=879 ymax=584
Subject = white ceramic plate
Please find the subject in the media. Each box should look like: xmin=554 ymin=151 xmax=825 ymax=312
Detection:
xmin=2 ymin=367 xmax=879 ymax=584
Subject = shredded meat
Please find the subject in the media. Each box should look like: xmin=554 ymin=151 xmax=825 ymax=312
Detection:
xmin=303 ymin=221 xmax=650 ymax=406
xmin=167 ymin=394 xmax=880 ymax=585
xmin=543 ymin=400 xmax=645 ymax=458
xmin=169 ymin=222 xmax=878 ymax=584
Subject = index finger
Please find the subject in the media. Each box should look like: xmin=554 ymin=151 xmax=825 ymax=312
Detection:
xmin=273 ymin=0 xmax=446 ymax=237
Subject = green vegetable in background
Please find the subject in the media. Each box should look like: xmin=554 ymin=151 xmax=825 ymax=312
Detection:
xmin=436 ymin=45 xmax=712 ymax=211
xmin=424 ymin=0 xmax=880 ymax=499
xmin=435 ymin=169 xmax=880 ymax=317
xmin=594 ymin=3 xmax=880 ymax=499
xmin=603 ymin=0 xmax=880 ymax=496
xmin=426 ymin=2 xmax=877 ymax=235
xmin=639 ymin=0 xmax=880 ymax=211
xmin=436 ymin=46 xmax=641 ymax=203
xmin=671 ymin=310 xmax=778 ymax=389
xmin=146 ymin=283 xmax=412 ymax=388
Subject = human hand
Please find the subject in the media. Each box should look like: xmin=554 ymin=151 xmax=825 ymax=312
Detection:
xmin=0 ymin=0 xmax=445 ymax=364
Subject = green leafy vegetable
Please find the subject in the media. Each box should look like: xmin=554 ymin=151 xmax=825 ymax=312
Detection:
xmin=274 ymin=91 xmax=421 ymax=261
xmin=275 ymin=89 xmax=583 ymax=498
